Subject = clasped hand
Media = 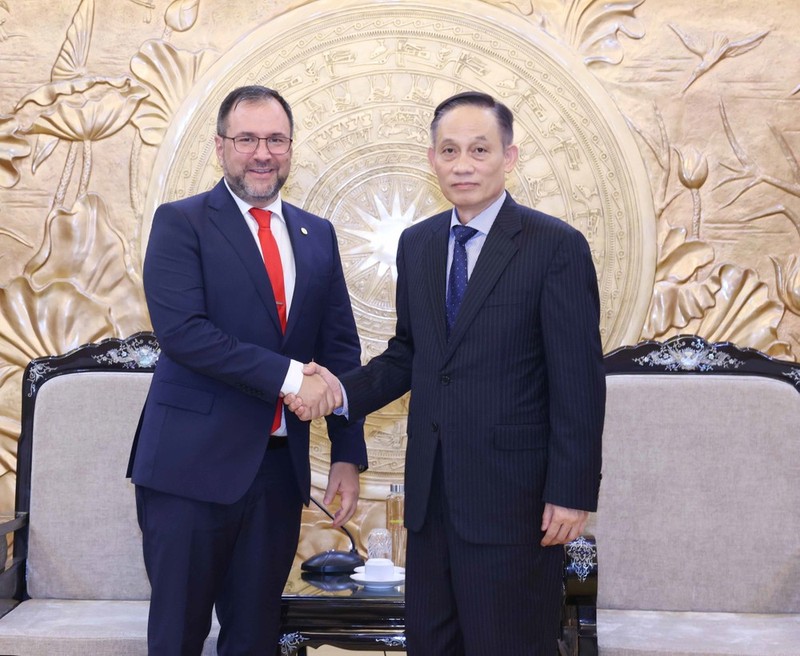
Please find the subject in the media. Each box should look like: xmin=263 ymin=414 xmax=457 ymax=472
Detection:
xmin=284 ymin=362 xmax=342 ymax=421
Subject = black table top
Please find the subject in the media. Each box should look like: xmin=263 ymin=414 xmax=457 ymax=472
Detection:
xmin=279 ymin=566 xmax=407 ymax=654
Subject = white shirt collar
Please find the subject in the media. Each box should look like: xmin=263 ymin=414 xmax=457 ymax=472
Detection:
xmin=449 ymin=191 xmax=506 ymax=236
xmin=223 ymin=178 xmax=285 ymax=224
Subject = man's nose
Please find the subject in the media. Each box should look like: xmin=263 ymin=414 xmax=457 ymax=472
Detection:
xmin=253 ymin=138 xmax=272 ymax=157
xmin=452 ymin=153 xmax=474 ymax=172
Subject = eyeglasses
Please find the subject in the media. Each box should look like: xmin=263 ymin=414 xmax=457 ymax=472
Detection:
xmin=219 ymin=135 xmax=293 ymax=155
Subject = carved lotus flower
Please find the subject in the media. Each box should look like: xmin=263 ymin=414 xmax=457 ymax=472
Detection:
xmin=673 ymin=146 xmax=709 ymax=237
xmin=676 ymin=145 xmax=709 ymax=190
xmin=14 ymin=75 xmax=148 ymax=142
xmin=165 ymin=0 xmax=201 ymax=33
xmin=0 ymin=115 xmax=32 ymax=188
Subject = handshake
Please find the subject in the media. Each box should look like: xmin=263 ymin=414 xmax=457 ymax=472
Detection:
xmin=284 ymin=362 xmax=343 ymax=421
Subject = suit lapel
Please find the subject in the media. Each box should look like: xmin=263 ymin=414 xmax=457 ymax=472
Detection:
xmin=207 ymin=180 xmax=284 ymax=334
xmin=282 ymin=203 xmax=311 ymax=342
xmin=422 ymin=213 xmax=452 ymax=354
xmin=444 ymin=196 xmax=521 ymax=360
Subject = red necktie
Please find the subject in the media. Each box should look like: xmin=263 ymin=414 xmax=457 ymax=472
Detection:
xmin=250 ymin=208 xmax=286 ymax=434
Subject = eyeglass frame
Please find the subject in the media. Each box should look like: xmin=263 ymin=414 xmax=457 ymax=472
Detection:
xmin=218 ymin=134 xmax=293 ymax=155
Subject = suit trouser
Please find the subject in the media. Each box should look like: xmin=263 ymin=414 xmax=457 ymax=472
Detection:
xmin=404 ymin=444 xmax=564 ymax=656
xmin=136 ymin=442 xmax=302 ymax=656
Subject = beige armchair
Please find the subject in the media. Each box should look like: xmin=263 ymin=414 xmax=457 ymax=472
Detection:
xmin=591 ymin=335 xmax=800 ymax=656
xmin=0 ymin=333 xmax=221 ymax=655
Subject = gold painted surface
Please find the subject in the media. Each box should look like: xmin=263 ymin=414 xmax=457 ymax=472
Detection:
xmin=0 ymin=1 xmax=797 ymax=548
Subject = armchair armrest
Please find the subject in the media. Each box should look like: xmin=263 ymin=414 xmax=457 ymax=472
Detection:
xmin=0 ymin=512 xmax=29 ymax=618
xmin=559 ymin=535 xmax=598 ymax=656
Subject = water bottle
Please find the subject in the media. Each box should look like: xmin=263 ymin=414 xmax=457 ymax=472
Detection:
xmin=386 ymin=482 xmax=406 ymax=567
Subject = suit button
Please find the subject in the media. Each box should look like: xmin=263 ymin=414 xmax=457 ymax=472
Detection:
xmin=440 ymin=375 xmax=451 ymax=385
xmin=432 ymin=422 xmax=439 ymax=432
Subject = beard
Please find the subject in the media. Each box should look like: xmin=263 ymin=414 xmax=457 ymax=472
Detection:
xmin=225 ymin=169 xmax=288 ymax=206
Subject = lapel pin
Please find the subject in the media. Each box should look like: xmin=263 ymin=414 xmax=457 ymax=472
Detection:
xmin=301 ymin=227 xmax=308 ymax=235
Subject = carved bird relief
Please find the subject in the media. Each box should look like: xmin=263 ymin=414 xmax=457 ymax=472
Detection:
xmin=669 ymin=24 xmax=770 ymax=92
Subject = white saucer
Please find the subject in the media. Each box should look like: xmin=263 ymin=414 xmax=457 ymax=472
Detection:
xmin=350 ymin=570 xmax=406 ymax=588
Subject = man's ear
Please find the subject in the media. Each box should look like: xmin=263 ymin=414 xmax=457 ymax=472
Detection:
xmin=504 ymin=144 xmax=519 ymax=172
xmin=214 ymin=135 xmax=225 ymax=165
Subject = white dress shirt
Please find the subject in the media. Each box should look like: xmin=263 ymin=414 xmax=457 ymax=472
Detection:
xmin=225 ymin=181 xmax=304 ymax=434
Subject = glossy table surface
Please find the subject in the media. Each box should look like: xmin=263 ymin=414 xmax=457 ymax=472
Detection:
xmin=279 ymin=566 xmax=407 ymax=655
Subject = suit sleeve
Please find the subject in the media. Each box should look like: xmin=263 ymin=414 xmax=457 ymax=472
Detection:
xmin=143 ymin=201 xmax=290 ymax=402
xmin=339 ymin=231 xmax=414 ymax=420
xmin=312 ymin=221 xmax=368 ymax=468
xmin=540 ymin=229 xmax=605 ymax=511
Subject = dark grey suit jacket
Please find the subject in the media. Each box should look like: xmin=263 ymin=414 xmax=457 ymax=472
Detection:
xmin=341 ymin=194 xmax=605 ymax=545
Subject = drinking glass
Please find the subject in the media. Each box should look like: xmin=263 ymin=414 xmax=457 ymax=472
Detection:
xmin=367 ymin=528 xmax=393 ymax=560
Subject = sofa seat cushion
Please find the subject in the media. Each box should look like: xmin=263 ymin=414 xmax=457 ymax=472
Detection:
xmin=0 ymin=599 xmax=219 ymax=656
xmin=598 ymin=609 xmax=800 ymax=656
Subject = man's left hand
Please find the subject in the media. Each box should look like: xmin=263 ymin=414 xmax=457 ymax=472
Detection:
xmin=324 ymin=461 xmax=360 ymax=528
xmin=540 ymin=503 xmax=588 ymax=547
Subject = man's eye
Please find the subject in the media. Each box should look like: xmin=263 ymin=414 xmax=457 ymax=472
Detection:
xmin=237 ymin=137 xmax=257 ymax=145
xmin=269 ymin=137 xmax=287 ymax=145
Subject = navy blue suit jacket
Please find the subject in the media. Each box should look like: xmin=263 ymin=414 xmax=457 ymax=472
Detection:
xmin=129 ymin=179 xmax=366 ymax=504
xmin=341 ymin=194 xmax=604 ymax=545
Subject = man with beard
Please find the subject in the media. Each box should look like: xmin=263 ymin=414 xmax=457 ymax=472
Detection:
xmin=128 ymin=85 xmax=367 ymax=655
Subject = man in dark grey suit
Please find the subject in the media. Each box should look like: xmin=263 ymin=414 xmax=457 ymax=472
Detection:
xmin=288 ymin=91 xmax=605 ymax=655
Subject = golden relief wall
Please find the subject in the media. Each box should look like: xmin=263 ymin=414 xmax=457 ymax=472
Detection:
xmin=0 ymin=0 xmax=798 ymax=558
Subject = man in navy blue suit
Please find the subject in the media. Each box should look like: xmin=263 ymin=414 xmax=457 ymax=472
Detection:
xmin=128 ymin=86 xmax=367 ymax=655
xmin=288 ymin=91 xmax=605 ymax=654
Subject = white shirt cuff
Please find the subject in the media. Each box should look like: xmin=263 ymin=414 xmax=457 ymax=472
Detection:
xmin=281 ymin=359 xmax=304 ymax=396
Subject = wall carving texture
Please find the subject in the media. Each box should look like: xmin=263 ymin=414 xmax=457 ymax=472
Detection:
xmin=0 ymin=0 xmax=798 ymax=557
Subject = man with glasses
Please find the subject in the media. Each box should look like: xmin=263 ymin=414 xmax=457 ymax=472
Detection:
xmin=128 ymin=85 xmax=367 ymax=655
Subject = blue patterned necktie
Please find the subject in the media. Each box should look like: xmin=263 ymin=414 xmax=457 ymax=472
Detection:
xmin=446 ymin=225 xmax=478 ymax=336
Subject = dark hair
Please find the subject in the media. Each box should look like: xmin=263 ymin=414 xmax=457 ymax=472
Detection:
xmin=216 ymin=86 xmax=294 ymax=137
xmin=430 ymin=91 xmax=513 ymax=147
